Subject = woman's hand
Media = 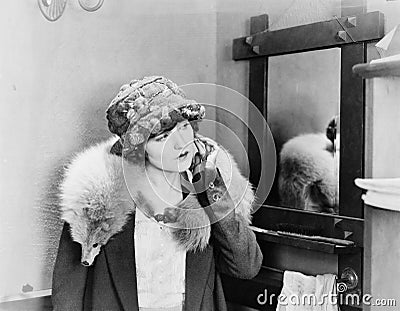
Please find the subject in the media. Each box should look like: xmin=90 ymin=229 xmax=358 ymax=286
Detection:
xmin=193 ymin=137 xmax=220 ymax=172
xmin=190 ymin=137 xmax=222 ymax=201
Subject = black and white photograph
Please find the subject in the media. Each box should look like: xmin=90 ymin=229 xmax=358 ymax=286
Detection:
xmin=1 ymin=0 xmax=400 ymax=310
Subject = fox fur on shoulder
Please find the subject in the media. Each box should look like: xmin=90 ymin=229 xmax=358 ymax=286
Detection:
xmin=60 ymin=136 xmax=255 ymax=264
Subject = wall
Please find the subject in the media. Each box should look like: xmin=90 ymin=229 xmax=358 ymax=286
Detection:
xmin=368 ymin=0 xmax=400 ymax=33
xmin=365 ymin=0 xmax=400 ymax=178
xmin=364 ymin=205 xmax=400 ymax=311
xmin=367 ymin=76 xmax=400 ymax=178
xmin=0 ymin=0 xmax=217 ymax=300
xmin=363 ymin=3 xmax=400 ymax=310
xmin=339 ymin=2 xmax=400 ymax=310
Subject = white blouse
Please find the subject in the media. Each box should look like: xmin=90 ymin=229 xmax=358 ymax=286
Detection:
xmin=134 ymin=202 xmax=186 ymax=310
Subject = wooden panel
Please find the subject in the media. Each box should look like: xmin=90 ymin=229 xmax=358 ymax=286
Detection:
xmin=254 ymin=232 xmax=361 ymax=254
xmin=364 ymin=207 xmax=400 ymax=310
xmin=363 ymin=42 xmax=381 ymax=179
xmin=222 ymin=270 xmax=281 ymax=310
xmin=0 ymin=296 xmax=52 ymax=311
xmin=340 ymin=43 xmax=365 ymax=219
xmin=339 ymin=253 xmax=363 ymax=310
xmin=253 ymin=205 xmax=364 ymax=245
xmin=248 ymin=14 xmax=268 ymax=188
xmin=249 ymin=14 xmax=269 ymax=34
xmin=338 ymin=43 xmax=366 ymax=310
xmin=233 ymin=11 xmax=384 ymax=60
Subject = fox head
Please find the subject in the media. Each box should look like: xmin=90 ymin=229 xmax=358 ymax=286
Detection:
xmin=80 ymin=221 xmax=114 ymax=266
xmin=63 ymin=207 xmax=117 ymax=266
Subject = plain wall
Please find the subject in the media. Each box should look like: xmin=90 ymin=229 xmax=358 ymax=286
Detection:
xmin=364 ymin=205 xmax=400 ymax=311
xmin=365 ymin=0 xmax=400 ymax=178
xmin=368 ymin=77 xmax=400 ymax=178
xmin=363 ymin=3 xmax=400 ymax=310
xmin=368 ymin=0 xmax=400 ymax=32
xmin=354 ymin=2 xmax=400 ymax=310
xmin=0 ymin=0 xmax=218 ymax=299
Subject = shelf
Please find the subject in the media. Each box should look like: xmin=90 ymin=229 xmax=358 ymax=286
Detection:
xmin=253 ymin=230 xmax=361 ymax=254
xmin=352 ymin=60 xmax=400 ymax=78
xmin=0 ymin=289 xmax=51 ymax=304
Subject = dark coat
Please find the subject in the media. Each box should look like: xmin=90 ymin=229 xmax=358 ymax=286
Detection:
xmin=52 ymin=169 xmax=263 ymax=311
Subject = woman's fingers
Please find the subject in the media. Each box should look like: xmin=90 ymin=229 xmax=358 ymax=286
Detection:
xmin=192 ymin=136 xmax=221 ymax=172
xmin=194 ymin=139 xmax=206 ymax=157
xmin=205 ymin=147 xmax=220 ymax=169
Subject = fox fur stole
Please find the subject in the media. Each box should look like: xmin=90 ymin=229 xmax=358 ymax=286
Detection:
xmin=59 ymin=136 xmax=255 ymax=261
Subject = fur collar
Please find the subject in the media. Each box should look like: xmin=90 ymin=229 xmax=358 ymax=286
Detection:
xmin=60 ymin=137 xmax=255 ymax=264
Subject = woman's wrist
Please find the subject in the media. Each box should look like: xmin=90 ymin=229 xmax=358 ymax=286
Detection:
xmin=192 ymin=167 xmax=235 ymax=224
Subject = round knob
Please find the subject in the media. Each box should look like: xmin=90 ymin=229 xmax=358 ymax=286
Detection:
xmin=340 ymin=267 xmax=358 ymax=290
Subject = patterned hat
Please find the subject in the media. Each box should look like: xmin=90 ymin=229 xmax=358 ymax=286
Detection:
xmin=106 ymin=76 xmax=206 ymax=155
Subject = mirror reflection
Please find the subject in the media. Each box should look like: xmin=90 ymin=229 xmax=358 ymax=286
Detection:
xmin=267 ymin=48 xmax=340 ymax=214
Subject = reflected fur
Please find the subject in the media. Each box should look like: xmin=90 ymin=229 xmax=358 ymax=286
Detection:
xmin=278 ymin=133 xmax=338 ymax=213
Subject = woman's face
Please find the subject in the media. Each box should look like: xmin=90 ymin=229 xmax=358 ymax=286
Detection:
xmin=145 ymin=120 xmax=196 ymax=172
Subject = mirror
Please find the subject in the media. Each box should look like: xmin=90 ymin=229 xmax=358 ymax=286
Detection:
xmin=267 ymin=48 xmax=340 ymax=214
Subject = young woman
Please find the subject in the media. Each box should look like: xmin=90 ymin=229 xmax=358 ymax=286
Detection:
xmin=52 ymin=76 xmax=262 ymax=311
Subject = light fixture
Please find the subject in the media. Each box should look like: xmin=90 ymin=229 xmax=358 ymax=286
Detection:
xmin=78 ymin=0 xmax=104 ymax=12
xmin=38 ymin=0 xmax=104 ymax=22
xmin=38 ymin=0 xmax=67 ymax=22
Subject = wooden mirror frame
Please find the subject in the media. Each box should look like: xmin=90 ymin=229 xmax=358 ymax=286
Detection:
xmin=223 ymin=11 xmax=384 ymax=311
xmin=233 ymin=11 xmax=384 ymax=219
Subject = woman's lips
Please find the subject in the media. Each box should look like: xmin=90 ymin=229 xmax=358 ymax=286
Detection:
xmin=178 ymin=151 xmax=189 ymax=159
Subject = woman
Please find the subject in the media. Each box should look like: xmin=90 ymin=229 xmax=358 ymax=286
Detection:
xmin=52 ymin=76 xmax=262 ymax=311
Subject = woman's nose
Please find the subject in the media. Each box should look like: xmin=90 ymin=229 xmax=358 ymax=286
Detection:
xmin=173 ymin=131 xmax=186 ymax=150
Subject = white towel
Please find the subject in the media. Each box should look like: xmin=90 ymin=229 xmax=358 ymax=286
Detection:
xmin=276 ymin=271 xmax=339 ymax=311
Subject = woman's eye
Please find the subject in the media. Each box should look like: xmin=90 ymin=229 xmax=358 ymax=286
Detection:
xmin=92 ymin=243 xmax=99 ymax=248
xmin=180 ymin=123 xmax=190 ymax=130
xmin=156 ymin=133 xmax=169 ymax=141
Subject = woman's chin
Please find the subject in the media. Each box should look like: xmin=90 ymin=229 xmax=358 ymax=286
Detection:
xmin=177 ymin=154 xmax=194 ymax=172
xmin=176 ymin=162 xmax=191 ymax=172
